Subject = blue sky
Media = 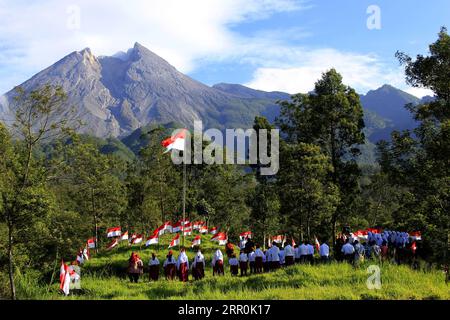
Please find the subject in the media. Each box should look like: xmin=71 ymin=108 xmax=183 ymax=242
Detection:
xmin=0 ymin=0 xmax=449 ymax=97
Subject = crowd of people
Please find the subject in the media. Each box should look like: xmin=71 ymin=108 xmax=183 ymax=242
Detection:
xmin=125 ymin=232 xmax=420 ymax=283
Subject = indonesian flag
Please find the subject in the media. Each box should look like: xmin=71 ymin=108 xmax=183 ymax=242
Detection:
xmin=183 ymin=226 xmax=193 ymax=236
xmin=199 ymin=225 xmax=208 ymax=234
xmin=106 ymin=239 xmax=119 ymax=250
xmin=107 ymin=227 xmax=121 ymax=238
xmin=272 ymin=235 xmax=283 ymax=243
xmin=161 ymin=221 xmax=173 ymax=234
xmin=409 ymin=231 xmax=422 ymax=241
xmin=292 ymin=238 xmax=296 ymax=246
xmin=193 ymin=221 xmax=202 ymax=230
xmin=59 ymin=261 xmax=70 ymax=296
xmin=181 ymin=219 xmax=190 ymax=225
xmin=120 ymin=231 xmax=129 ymax=241
xmin=351 ymin=230 xmax=368 ymax=240
xmin=161 ymin=129 xmax=188 ymax=152
xmin=87 ymin=238 xmax=96 ymax=249
xmin=191 ymin=235 xmax=201 ymax=247
xmin=209 ymin=227 xmax=218 ymax=235
xmin=314 ymin=237 xmax=320 ymax=253
xmin=239 ymin=231 xmax=252 ymax=240
xmin=131 ymin=234 xmax=143 ymax=245
xmin=172 ymin=221 xmax=182 ymax=233
xmin=168 ymin=234 xmax=180 ymax=248
xmin=211 ymin=232 xmax=227 ymax=242
xmin=146 ymin=234 xmax=159 ymax=246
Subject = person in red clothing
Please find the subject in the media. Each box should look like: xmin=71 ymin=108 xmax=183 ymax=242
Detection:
xmin=177 ymin=247 xmax=189 ymax=282
xmin=225 ymin=241 xmax=235 ymax=258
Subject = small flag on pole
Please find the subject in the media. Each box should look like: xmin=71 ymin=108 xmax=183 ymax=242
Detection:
xmin=106 ymin=239 xmax=119 ymax=250
xmin=209 ymin=226 xmax=218 ymax=235
xmin=107 ymin=227 xmax=121 ymax=238
xmin=161 ymin=129 xmax=188 ymax=152
xmin=314 ymin=236 xmax=320 ymax=253
xmin=145 ymin=234 xmax=159 ymax=246
xmin=87 ymin=237 xmax=96 ymax=249
xmin=199 ymin=225 xmax=208 ymax=234
xmin=130 ymin=234 xmax=143 ymax=245
xmin=172 ymin=221 xmax=182 ymax=233
xmin=239 ymin=231 xmax=252 ymax=240
xmin=120 ymin=231 xmax=129 ymax=241
xmin=169 ymin=234 xmax=180 ymax=248
xmin=191 ymin=235 xmax=201 ymax=247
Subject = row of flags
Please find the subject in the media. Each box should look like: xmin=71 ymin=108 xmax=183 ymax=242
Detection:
xmin=349 ymin=228 xmax=422 ymax=241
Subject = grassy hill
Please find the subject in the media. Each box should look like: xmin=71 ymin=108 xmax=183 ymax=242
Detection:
xmin=15 ymin=233 xmax=449 ymax=300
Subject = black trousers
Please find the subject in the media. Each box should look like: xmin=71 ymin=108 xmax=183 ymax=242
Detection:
xmin=129 ymin=273 xmax=139 ymax=283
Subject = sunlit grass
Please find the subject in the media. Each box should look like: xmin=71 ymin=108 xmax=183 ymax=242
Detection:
xmin=15 ymin=234 xmax=450 ymax=300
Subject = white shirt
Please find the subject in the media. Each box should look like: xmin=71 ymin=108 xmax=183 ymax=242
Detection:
xmin=294 ymin=247 xmax=301 ymax=259
xmin=148 ymin=257 xmax=160 ymax=266
xmin=212 ymin=249 xmax=224 ymax=266
xmin=269 ymin=246 xmax=280 ymax=262
xmin=239 ymin=253 xmax=249 ymax=262
xmin=255 ymin=248 xmax=264 ymax=257
xmin=307 ymin=244 xmax=314 ymax=255
xmin=284 ymin=245 xmax=295 ymax=257
xmin=229 ymin=258 xmax=239 ymax=266
xmin=193 ymin=252 xmax=205 ymax=267
xmin=163 ymin=256 xmax=176 ymax=267
xmin=342 ymin=243 xmax=355 ymax=255
xmin=176 ymin=252 xmax=189 ymax=269
xmin=319 ymin=243 xmax=329 ymax=257
xmin=248 ymin=251 xmax=256 ymax=262
xmin=299 ymin=244 xmax=308 ymax=256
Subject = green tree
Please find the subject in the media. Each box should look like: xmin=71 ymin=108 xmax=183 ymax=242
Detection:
xmin=277 ymin=69 xmax=365 ymax=242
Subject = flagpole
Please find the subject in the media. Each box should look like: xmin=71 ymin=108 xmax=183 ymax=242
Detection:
xmin=182 ymin=158 xmax=186 ymax=249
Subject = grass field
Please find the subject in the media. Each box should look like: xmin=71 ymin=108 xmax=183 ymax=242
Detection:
xmin=15 ymin=234 xmax=450 ymax=300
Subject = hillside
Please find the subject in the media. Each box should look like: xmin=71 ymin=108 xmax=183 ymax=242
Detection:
xmin=16 ymin=233 xmax=449 ymax=300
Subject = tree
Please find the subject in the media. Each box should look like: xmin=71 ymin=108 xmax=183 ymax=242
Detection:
xmin=378 ymin=27 xmax=450 ymax=263
xmin=277 ymin=69 xmax=365 ymax=242
xmin=0 ymin=85 xmax=75 ymax=299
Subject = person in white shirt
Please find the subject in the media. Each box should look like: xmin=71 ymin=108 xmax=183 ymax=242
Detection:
xmin=176 ymin=247 xmax=189 ymax=282
xmin=212 ymin=248 xmax=224 ymax=276
xmin=306 ymin=242 xmax=314 ymax=264
xmin=319 ymin=241 xmax=330 ymax=263
xmin=148 ymin=252 xmax=160 ymax=281
xmin=192 ymin=249 xmax=205 ymax=280
xmin=248 ymin=248 xmax=256 ymax=274
xmin=268 ymin=242 xmax=280 ymax=270
xmin=239 ymin=250 xmax=249 ymax=276
xmin=254 ymin=245 xmax=264 ymax=273
xmin=279 ymin=248 xmax=285 ymax=267
xmin=341 ymin=239 xmax=355 ymax=263
xmin=299 ymin=242 xmax=309 ymax=263
xmin=163 ymin=250 xmax=176 ymax=280
xmin=294 ymin=245 xmax=301 ymax=263
xmin=229 ymin=254 xmax=239 ymax=276
xmin=284 ymin=241 xmax=295 ymax=266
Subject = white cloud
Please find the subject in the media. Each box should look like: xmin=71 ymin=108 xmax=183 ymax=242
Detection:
xmin=0 ymin=0 xmax=302 ymax=93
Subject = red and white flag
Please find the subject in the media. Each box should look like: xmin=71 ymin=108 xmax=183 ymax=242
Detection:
xmin=199 ymin=225 xmax=208 ymax=234
xmin=161 ymin=129 xmax=188 ymax=152
xmin=209 ymin=226 xmax=218 ymax=235
xmin=131 ymin=234 xmax=143 ymax=245
xmin=172 ymin=221 xmax=182 ymax=233
xmin=183 ymin=226 xmax=192 ymax=236
xmin=59 ymin=261 xmax=70 ymax=296
xmin=367 ymin=227 xmax=382 ymax=234
xmin=87 ymin=237 xmax=96 ymax=249
xmin=314 ymin=236 xmax=320 ymax=252
xmin=83 ymin=247 xmax=90 ymax=260
xmin=239 ymin=231 xmax=252 ymax=240
xmin=145 ymin=234 xmax=159 ymax=246
xmin=191 ymin=235 xmax=201 ymax=247
xmin=193 ymin=221 xmax=202 ymax=230
xmin=272 ymin=235 xmax=283 ymax=243
xmin=409 ymin=231 xmax=422 ymax=241
xmin=120 ymin=231 xmax=129 ymax=241
xmin=161 ymin=221 xmax=173 ymax=234
xmin=292 ymin=238 xmax=296 ymax=246
xmin=211 ymin=232 xmax=227 ymax=242
xmin=106 ymin=239 xmax=119 ymax=250
xmin=168 ymin=234 xmax=180 ymax=248
xmin=107 ymin=227 xmax=121 ymax=238
xmin=351 ymin=230 xmax=368 ymax=240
